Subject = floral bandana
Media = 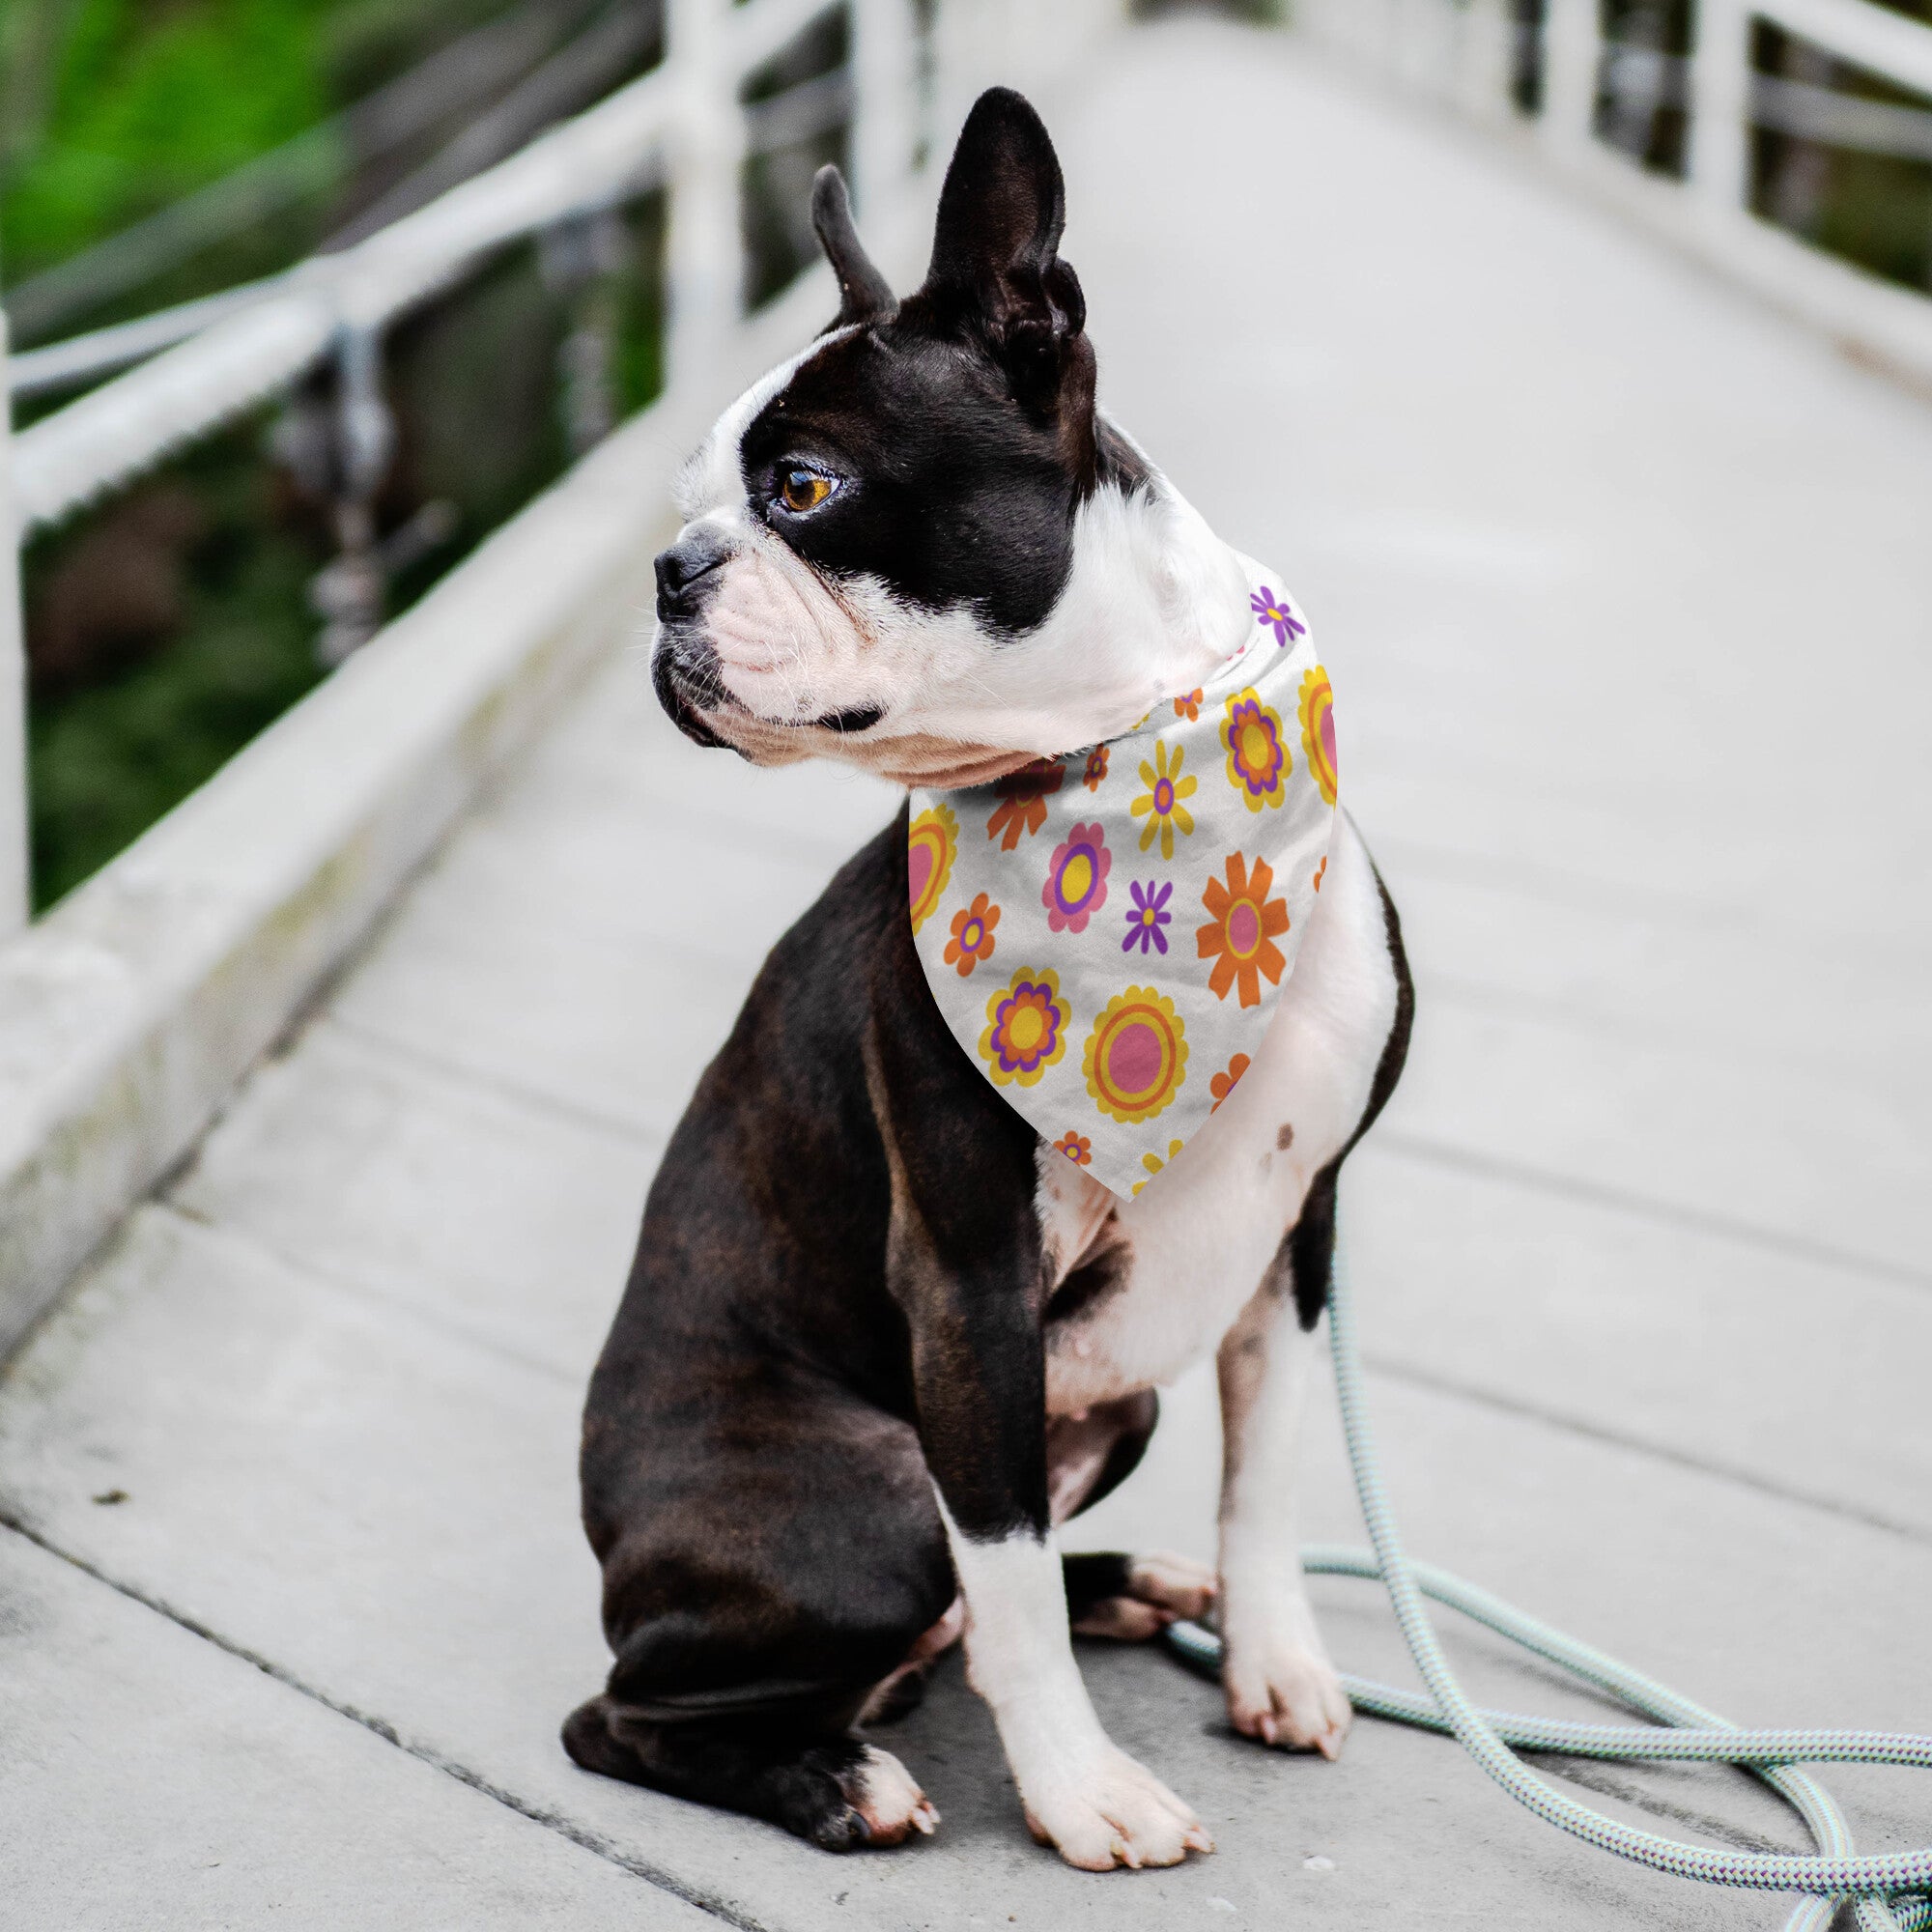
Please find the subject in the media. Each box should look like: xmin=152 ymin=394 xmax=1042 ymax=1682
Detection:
xmin=907 ymin=567 xmax=1338 ymax=1200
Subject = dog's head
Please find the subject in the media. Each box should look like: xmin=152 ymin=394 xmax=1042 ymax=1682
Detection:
xmin=652 ymin=87 xmax=1248 ymax=788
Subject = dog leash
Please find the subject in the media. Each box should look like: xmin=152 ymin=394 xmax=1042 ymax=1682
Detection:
xmin=1161 ymin=1205 xmax=1932 ymax=1930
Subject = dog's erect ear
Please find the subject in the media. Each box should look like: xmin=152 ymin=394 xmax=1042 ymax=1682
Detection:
xmin=811 ymin=165 xmax=895 ymax=327
xmin=922 ymin=88 xmax=1088 ymax=408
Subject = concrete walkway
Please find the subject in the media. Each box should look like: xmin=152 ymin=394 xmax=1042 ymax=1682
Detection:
xmin=5 ymin=16 xmax=1931 ymax=1928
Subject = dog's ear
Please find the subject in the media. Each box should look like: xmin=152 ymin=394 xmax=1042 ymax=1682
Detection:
xmin=811 ymin=165 xmax=895 ymax=327
xmin=922 ymin=88 xmax=1088 ymax=411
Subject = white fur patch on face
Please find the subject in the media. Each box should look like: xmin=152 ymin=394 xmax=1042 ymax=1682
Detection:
xmin=660 ymin=340 xmax=1256 ymax=781
xmin=671 ymin=331 xmax=855 ymax=524
xmin=702 ymin=540 xmax=874 ymax=719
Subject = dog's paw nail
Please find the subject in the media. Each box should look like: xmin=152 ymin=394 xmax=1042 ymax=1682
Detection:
xmin=1257 ymin=1713 xmax=1278 ymax=1747
xmin=1113 ymin=1835 xmax=1138 ymax=1869
xmin=1184 ymin=1825 xmax=1216 ymax=1855
xmin=912 ymin=1802 xmax=939 ymax=1834
xmin=1317 ymin=1727 xmax=1343 ymax=1762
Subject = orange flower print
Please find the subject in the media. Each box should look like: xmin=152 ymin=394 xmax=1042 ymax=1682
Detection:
xmin=1082 ymin=745 xmax=1109 ymax=792
xmin=944 ymin=893 xmax=999 ymax=977
xmin=1312 ymin=855 xmax=1327 ymax=894
xmin=1172 ymin=687 xmax=1203 ymax=722
xmin=1129 ymin=740 xmax=1197 ymax=860
xmin=1221 ymin=688 xmax=1290 ymax=812
xmin=1132 ymin=1139 xmax=1186 ymax=1198
xmin=906 ymin=805 xmax=957 ymax=934
xmin=1053 ymin=1130 xmax=1093 ymax=1167
xmin=1297 ymin=665 xmax=1338 ymax=808
xmin=1197 ymin=854 xmax=1291 ymax=1008
xmin=985 ymin=759 xmax=1065 ymax=850
xmin=1209 ymin=1052 xmax=1252 ymax=1112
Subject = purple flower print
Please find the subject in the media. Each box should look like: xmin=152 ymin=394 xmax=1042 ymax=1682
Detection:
xmin=1250 ymin=584 xmax=1306 ymax=647
xmin=1122 ymin=879 xmax=1173 ymax=955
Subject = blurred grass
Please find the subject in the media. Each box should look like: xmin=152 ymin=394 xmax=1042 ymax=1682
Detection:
xmin=20 ymin=200 xmax=665 ymax=910
xmin=22 ymin=419 xmax=329 ymax=905
xmin=0 ymin=0 xmax=517 ymax=290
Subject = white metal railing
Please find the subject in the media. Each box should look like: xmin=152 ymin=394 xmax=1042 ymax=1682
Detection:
xmin=0 ymin=0 xmax=983 ymax=940
xmin=1293 ymin=0 xmax=1932 ymax=380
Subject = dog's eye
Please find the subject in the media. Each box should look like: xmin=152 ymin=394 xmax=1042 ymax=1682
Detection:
xmin=778 ymin=469 xmax=836 ymax=514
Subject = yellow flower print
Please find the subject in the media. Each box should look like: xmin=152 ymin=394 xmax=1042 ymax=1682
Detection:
xmin=1220 ymin=688 xmax=1290 ymax=813
xmin=1132 ymin=1139 xmax=1186 ymax=1198
xmin=1129 ymin=740 xmax=1197 ymax=860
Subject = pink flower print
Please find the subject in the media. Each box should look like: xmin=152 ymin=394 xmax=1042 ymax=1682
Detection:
xmin=1041 ymin=822 xmax=1111 ymax=934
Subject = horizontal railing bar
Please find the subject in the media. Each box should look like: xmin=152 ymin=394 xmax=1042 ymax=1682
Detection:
xmin=12 ymin=298 xmax=339 ymax=534
xmin=323 ymin=67 xmax=672 ymax=328
xmin=9 ymin=0 xmax=852 ymax=536
xmin=9 ymin=29 xmax=855 ymax=405
xmin=1753 ymin=0 xmax=1932 ymax=99
xmin=0 ymin=0 xmax=600 ymax=345
xmin=10 ymin=61 xmax=677 ymax=533
xmin=321 ymin=0 xmax=662 ymax=251
xmin=1598 ymin=44 xmax=1932 ymax=160
xmin=1752 ymin=67 xmax=1932 ymax=156
xmin=7 ymin=277 xmax=298 ymax=401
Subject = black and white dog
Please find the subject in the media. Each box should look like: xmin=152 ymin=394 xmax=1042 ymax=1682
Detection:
xmin=566 ymin=88 xmax=1412 ymax=1870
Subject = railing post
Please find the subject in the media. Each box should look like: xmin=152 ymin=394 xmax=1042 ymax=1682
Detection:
xmin=851 ymin=0 xmax=916 ymax=223
xmin=664 ymin=0 xmax=739 ymax=398
xmin=1455 ymin=0 xmax=1519 ymax=121
xmin=309 ymin=322 xmax=397 ymax=668
xmin=0 ymin=313 xmax=30 ymax=935
xmin=1689 ymin=0 xmax=1752 ymax=222
xmin=1541 ymin=0 xmax=1602 ymax=155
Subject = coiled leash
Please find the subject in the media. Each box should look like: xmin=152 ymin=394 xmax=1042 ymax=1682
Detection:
xmin=1162 ymin=1212 xmax=1932 ymax=1930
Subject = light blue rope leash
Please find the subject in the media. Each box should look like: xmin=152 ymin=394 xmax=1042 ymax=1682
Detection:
xmin=1162 ymin=1217 xmax=1932 ymax=1930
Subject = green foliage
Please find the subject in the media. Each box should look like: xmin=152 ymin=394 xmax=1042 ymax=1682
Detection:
xmin=2 ymin=0 xmax=332 ymax=279
xmin=0 ymin=0 xmax=516 ymax=285
xmin=6 ymin=0 xmax=667 ymax=911
xmin=24 ymin=418 xmax=328 ymax=907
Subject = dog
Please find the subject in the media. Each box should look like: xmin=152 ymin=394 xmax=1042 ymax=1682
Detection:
xmin=564 ymin=86 xmax=1412 ymax=1871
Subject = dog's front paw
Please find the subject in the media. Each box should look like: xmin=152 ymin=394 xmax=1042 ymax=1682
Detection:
xmin=806 ymin=1745 xmax=940 ymax=1851
xmin=1020 ymin=1744 xmax=1213 ymax=1871
xmin=1222 ymin=1634 xmax=1351 ymax=1759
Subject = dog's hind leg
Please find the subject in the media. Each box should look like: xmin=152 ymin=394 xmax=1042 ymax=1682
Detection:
xmin=562 ymin=1698 xmax=937 ymax=1849
xmin=573 ymin=1364 xmax=957 ymax=1851
xmin=1063 ymin=1550 xmax=1217 ymax=1641
xmin=1046 ymin=1390 xmax=1217 ymax=1641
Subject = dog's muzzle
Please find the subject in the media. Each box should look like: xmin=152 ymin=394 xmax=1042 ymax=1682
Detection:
xmin=650 ymin=532 xmax=734 ymax=749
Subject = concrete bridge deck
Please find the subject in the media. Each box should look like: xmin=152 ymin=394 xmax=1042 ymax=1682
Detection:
xmin=4 ymin=14 xmax=1931 ymax=1927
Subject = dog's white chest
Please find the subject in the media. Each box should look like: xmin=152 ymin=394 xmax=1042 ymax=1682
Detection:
xmin=1037 ymin=815 xmax=1398 ymax=1414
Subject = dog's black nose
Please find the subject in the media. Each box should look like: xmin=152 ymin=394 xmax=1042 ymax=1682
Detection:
xmin=655 ymin=532 xmax=731 ymax=620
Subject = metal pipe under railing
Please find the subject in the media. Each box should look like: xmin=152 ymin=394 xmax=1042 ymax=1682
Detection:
xmin=0 ymin=316 xmax=25 ymax=939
